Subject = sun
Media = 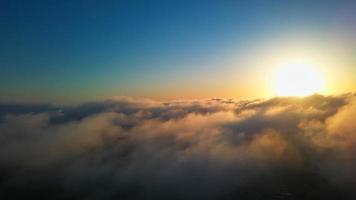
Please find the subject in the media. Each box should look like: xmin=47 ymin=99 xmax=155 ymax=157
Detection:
xmin=272 ymin=62 xmax=325 ymax=96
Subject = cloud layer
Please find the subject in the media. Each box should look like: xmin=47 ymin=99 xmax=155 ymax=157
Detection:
xmin=0 ymin=94 xmax=356 ymax=199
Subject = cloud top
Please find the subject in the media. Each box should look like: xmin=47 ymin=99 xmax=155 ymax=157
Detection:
xmin=0 ymin=94 xmax=355 ymax=199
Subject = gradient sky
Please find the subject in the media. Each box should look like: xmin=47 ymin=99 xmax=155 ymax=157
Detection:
xmin=1 ymin=0 xmax=355 ymax=102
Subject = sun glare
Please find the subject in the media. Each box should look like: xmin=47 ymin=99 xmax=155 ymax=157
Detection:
xmin=272 ymin=62 xmax=325 ymax=96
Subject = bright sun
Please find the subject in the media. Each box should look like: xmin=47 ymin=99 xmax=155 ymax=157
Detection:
xmin=272 ymin=62 xmax=325 ymax=96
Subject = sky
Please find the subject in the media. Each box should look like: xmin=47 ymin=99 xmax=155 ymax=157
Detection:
xmin=2 ymin=1 xmax=356 ymax=199
xmin=0 ymin=0 xmax=355 ymax=102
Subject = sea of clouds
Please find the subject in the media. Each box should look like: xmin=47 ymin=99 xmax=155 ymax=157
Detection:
xmin=0 ymin=94 xmax=356 ymax=199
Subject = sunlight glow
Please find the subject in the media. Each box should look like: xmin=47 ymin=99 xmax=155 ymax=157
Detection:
xmin=272 ymin=62 xmax=325 ymax=96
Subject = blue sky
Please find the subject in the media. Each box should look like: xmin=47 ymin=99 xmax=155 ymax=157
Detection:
xmin=1 ymin=0 xmax=355 ymax=102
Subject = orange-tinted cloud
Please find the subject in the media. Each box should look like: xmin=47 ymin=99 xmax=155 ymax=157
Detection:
xmin=0 ymin=94 xmax=355 ymax=199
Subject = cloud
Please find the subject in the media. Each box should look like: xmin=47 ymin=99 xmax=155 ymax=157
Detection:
xmin=0 ymin=94 xmax=355 ymax=199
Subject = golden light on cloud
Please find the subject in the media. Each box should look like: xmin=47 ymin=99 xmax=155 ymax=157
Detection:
xmin=272 ymin=61 xmax=325 ymax=96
